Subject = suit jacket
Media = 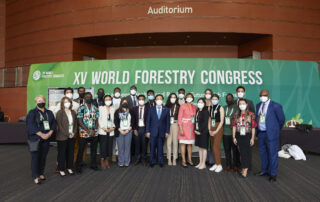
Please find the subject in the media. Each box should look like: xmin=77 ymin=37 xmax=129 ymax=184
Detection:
xmin=124 ymin=95 xmax=138 ymax=110
xmin=74 ymin=98 xmax=85 ymax=105
xmin=55 ymin=109 xmax=77 ymax=141
xmin=146 ymin=106 xmax=170 ymax=138
xmin=237 ymin=98 xmax=255 ymax=113
xmin=256 ymin=100 xmax=285 ymax=141
xmin=133 ymin=105 xmax=149 ymax=130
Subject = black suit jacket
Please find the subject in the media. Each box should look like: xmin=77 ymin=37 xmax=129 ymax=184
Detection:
xmin=124 ymin=95 xmax=138 ymax=110
xmin=133 ymin=105 xmax=149 ymax=130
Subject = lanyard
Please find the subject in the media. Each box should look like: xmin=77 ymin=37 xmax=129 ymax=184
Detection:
xmin=170 ymin=104 xmax=176 ymax=117
xmin=226 ymin=106 xmax=234 ymax=117
xmin=38 ymin=111 xmax=48 ymax=121
xmin=211 ymin=104 xmax=220 ymax=119
xmin=196 ymin=110 xmax=199 ymax=122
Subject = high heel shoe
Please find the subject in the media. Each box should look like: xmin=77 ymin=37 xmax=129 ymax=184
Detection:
xmin=195 ymin=164 xmax=200 ymax=168
xmin=187 ymin=161 xmax=194 ymax=166
xmin=34 ymin=178 xmax=41 ymax=185
xmin=182 ymin=161 xmax=188 ymax=168
xmin=198 ymin=166 xmax=206 ymax=170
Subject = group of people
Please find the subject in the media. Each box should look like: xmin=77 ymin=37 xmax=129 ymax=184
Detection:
xmin=26 ymin=85 xmax=285 ymax=185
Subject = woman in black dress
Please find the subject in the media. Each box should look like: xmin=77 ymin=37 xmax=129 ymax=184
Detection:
xmin=195 ymin=98 xmax=210 ymax=169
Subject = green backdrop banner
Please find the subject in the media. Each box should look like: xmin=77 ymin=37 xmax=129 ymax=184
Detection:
xmin=27 ymin=58 xmax=320 ymax=127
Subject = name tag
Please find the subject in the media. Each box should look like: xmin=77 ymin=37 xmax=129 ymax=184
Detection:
xmin=240 ymin=126 xmax=246 ymax=136
xmin=43 ymin=120 xmax=50 ymax=130
xmin=211 ymin=119 xmax=216 ymax=127
xmin=191 ymin=116 xmax=195 ymax=124
xmin=107 ymin=120 xmax=113 ymax=129
xmin=88 ymin=119 xmax=93 ymax=128
xmin=138 ymin=118 xmax=145 ymax=127
xmin=225 ymin=117 xmax=231 ymax=125
xmin=259 ymin=115 xmax=266 ymax=124
xmin=170 ymin=117 xmax=175 ymax=125
xmin=195 ymin=122 xmax=199 ymax=131
xmin=121 ymin=118 xmax=129 ymax=130
xmin=69 ymin=124 xmax=73 ymax=134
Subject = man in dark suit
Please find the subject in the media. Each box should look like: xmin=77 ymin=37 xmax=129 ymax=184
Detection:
xmin=236 ymin=86 xmax=255 ymax=113
xmin=145 ymin=89 xmax=156 ymax=110
xmin=124 ymin=85 xmax=138 ymax=110
xmin=255 ymin=89 xmax=285 ymax=182
xmin=133 ymin=95 xmax=149 ymax=166
xmin=146 ymin=94 xmax=170 ymax=167
xmin=93 ymin=88 xmax=105 ymax=107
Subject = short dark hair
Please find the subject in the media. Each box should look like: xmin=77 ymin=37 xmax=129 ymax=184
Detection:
xmin=197 ymin=98 xmax=206 ymax=104
xmin=212 ymin=93 xmax=220 ymax=100
xmin=103 ymin=95 xmax=113 ymax=106
xmin=97 ymin=88 xmax=104 ymax=93
xmin=226 ymin=93 xmax=234 ymax=98
xmin=178 ymin=88 xmax=185 ymax=93
xmin=78 ymin=86 xmax=85 ymax=91
xmin=155 ymin=94 xmax=164 ymax=100
xmin=64 ymin=87 xmax=73 ymax=94
xmin=114 ymin=87 xmax=121 ymax=92
xmin=85 ymin=92 xmax=92 ymax=97
xmin=130 ymin=85 xmax=137 ymax=90
xmin=138 ymin=94 xmax=146 ymax=99
xmin=185 ymin=92 xmax=194 ymax=100
xmin=236 ymin=86 xmax=245 ymax=92
xmin=147 ymin=90 xmax=155 ymax=95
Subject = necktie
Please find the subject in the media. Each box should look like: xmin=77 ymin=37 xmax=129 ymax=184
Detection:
xmin=139 ymin=107 xmax=142 ymax=119
xmin=260 ymin=103 xmax=265 ymax=115
xmin=133 ymin=96 xmax=136 ymax=107
xmin=157 ymin=107 xmax=161 ymax=119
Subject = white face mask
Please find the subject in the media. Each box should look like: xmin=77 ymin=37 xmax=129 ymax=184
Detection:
xmin=170 ymin=98 xmax=176 ymax=104
xmin=130 ymin=89 xmax=136 ymax=95
xmin=114 ymin=92 xmax=121 ymax=98
xmin=156 ymin=100 xmax=163 ymax=106
xmin=260 ymin=96 xmax=269 ymax=103
xmin=105 ymin=101 xmax=112 ymax=106
xmin=65 ymin=93 xmax=73 ymax=99
xmin=197 ymin=102 xmax=204 ymax=109
xmin=64 ymin=102 xmax=71 ymax=109
xmin=178 ymin=94 xmax=184 ymax=99
xmin=205 ymin=94 xmax=211 ymax=99
xmin=237 ymin=92 xmax=245 ymax=98
xmin=138 ymin=100 xmax=145 ymax=105
xmin=186 ymin=97 xmax=193 ymax=103
xmin=239 ymin=104 xmax=247 ymax=111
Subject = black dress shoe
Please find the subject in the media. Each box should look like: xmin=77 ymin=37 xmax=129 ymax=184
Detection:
xmin=255 ymin=172 xmax=269 ymax=177
xmin=159 ymin=163 xmax=164 ymax=168
xmin=134 ymin=161 xmax=139 ymax=166
xmin=269 ymin=176 xmax=277 ymax=182
xmin=90 ymin=166 xmax=98 ymax=171
xmin=76 ymin=167 xmax=82 ymax=174
xmin=150 ymin=164 xmax=155 ymax=168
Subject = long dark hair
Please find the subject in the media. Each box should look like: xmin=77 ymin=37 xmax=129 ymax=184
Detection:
xmin=235 ymin=98 xmax=249 ymax=119
xmin=118 ymin=98 xmax=128 ymax=112
xmin=196 ymin=98 xmax=206 ymax=112
xmin=165 ymin=93 xmax=179 ymax=108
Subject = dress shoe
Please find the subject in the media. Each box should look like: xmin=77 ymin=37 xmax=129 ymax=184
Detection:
xmin=269 ymin=176 xmax=277 ymax=182
xmin=226 ymin=166 xmax=231 ymax=172
xmin=34 ymin=178 xmax=41 ymax=185
xmin=90 ymin=165 xmax=98 ymax=171
xmin=255 ymin=172 xmax=269 ymax=177
xmin=233 ymin=167 xmax=238 ymax=173
xmin=134 ymin=161 xmax=139 ymax=166
xmin=100 ymin=159 xmax=106 ymax=169
xmin=160 ymin=163 xmax=164 ymax=168
xmin=105 ymin=158 xmax=110 ymax=168
xmin=150 ymin=164 xmax=155 ymax=168
xmin=76 ymin=167 xmax=82 ymax=174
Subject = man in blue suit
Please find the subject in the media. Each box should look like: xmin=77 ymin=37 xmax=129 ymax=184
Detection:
xmin=146 ymin=94 xmax=170 ymax=167
xmin=255 ymin=89 xmax=285 ymax=182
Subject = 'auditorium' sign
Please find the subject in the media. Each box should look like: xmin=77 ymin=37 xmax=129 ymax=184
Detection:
xmin=147 ymin=5 xmax=193 ymax=15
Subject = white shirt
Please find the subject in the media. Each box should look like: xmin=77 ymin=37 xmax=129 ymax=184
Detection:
xmin=53 ymin=101 xmax=79 ymax=117
xmin=65 ymin=109 xmax=73 ymax=125
xmin=98 ymin=106 xmax=115 ymax=136
xmin=258 ymin=99 xmax=271 ymax=131
xmin=112 ymin=97 xmax=121 ymax=110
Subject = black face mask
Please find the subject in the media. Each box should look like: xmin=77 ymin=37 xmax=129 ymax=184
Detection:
xmin=122 ymin=103 xmax=128 ymax=108
xmin=97 ymin=93 xmax=104 ymax=99
xmin=37 ymin=103 xmax=45 ymax=108
xmin=226 ymin=99 xmax=234 ymax=105
xmin=85 ymin=97 xmax=92 ymax=104
xmin=79 ymin=92 xmax=85 ymax=98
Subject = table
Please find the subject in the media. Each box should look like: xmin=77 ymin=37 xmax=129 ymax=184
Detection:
xmin=280 ymin=128 xmax=320 ymax=154
xmin=0 ymin=122 xmax=28 ymax=143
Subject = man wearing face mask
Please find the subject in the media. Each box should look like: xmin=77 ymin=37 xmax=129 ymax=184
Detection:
xmin=75 ymin=92 xmax=100 ymax=172
xmin=53 ymin=87 xmax=79 ymax=117
xmin=124 ymin=85 xmax=138 ymax=109
xmin=255 ymin=89 xmax=285 ymax=182
xmin=177 ymin=88 xmax=186 ymax=105
xmin=146 ymin=94 xmax=170 ymax=168
xmin=112 ymin=87 xmax=122 ymax=110
xmin=133 ymin=95 xmax=149 ymax=166
xmin=93 ymin=88 xmax=105 ymax=108
xmin=74 ymin=87 xmax=86 ymax=105
xmin=236 ymin=86 xmax=255 ymax=113
xmin=145 ymin=89 xmax=156 ymax=110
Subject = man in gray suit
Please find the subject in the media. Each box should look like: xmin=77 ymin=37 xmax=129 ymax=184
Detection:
xmin=124 ymin=85 xmax=138 ymax=110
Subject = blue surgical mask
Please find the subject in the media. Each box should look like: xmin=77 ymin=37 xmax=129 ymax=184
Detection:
xmin=212 ymin=100 xmax=218 ymax=105
xmin=148 ymin=95 xmax=155 ymax=100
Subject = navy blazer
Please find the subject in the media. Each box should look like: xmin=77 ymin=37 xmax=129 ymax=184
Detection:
xmin=133 ymin=105 xmax=149 ymax=130
xmin=146 ymin=106 xmax=170 ymax=137
xmin=256 ymin=100 xmax=285 ymax=141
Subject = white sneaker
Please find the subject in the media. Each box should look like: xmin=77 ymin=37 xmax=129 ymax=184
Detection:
xmin=215 ymin=165 xmax=223 ymax=173
xmin=209 ymin=164 xmax=217 ymax=171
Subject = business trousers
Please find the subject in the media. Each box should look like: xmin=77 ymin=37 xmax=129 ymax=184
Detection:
xmin=75 ymin=136 xmax=98 ymax=168
xmin=57 ymin=138 xmax=75 ymax=171
xmin=258 ymin=131 xmax=279 ymax=177
xmin=236 ymin=132 xmax=252 ymax=169
xmin=30 ymin=139 xmax=49 ymax=179
xmin=167 ymin=122 xmax=179 ymax=160
xmin=134 ymin=127 xmax=147 ymax=163
xmin=99 ymin=133 xmax=113 ymax=159
xmin=150 ymin=135 xmax=165 ymax=165
xmin=210 ymin=123 xmax=223 ymax=165
xmin=116 ymin=130 xmax=132 ymax=166
xmin=223 ymin=135 xmax=240 ymax=168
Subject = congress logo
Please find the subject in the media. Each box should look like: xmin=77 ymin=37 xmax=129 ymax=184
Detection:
xmin=32 ymin=70 xmax=41 ymax=81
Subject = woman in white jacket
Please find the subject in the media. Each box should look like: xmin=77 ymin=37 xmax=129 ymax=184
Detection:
xmin=98 ymin=95 xmax=115 ymax=169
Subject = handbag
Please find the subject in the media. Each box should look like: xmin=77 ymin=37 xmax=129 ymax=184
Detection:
xmin=27 ymin=139 xmax=40 ymax=152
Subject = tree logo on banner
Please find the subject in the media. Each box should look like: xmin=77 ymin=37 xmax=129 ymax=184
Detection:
xmin=32 ymin=70 xmax=41 ymax=81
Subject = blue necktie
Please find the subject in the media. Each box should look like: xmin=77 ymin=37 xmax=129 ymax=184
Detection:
xmin=157 ymin=107 xmax=161 ymax=119
xmin=133 ymin=96 xmax=136 ymax=107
